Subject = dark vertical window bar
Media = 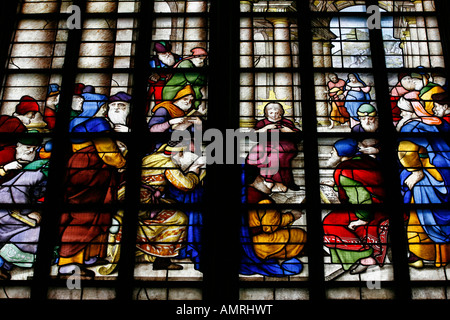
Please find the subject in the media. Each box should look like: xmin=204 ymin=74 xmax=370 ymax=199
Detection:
xmin=203 ymin=0 xmax=241 ymax=301
xmin=31 ymin=0 xmax=87 ymax=300
xmin=435 ymin=1 xmax=450 ymax=69
xmin=366 ymin=0 xmax=411 ymax=301
xmin=114 ymin=0 xmax=154 ymax=302
xmin=296 ymin=0 xmax=326 ymax=302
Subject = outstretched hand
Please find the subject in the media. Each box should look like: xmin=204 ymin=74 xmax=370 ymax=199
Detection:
xmin=405 ymin=170 xmax=424 ymax=190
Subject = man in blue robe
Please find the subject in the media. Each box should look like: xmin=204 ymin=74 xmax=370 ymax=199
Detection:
xmin=397 ymin=96 xmax=450 ymax=267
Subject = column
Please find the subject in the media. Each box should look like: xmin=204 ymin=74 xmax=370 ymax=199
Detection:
xmin=312 ymin=37 xmax=329 ymax=126
xmin=323 ymin=41 xmax=333 ymax=68
xmin=78 ymin=16 xmax=117 ymax=95
xmin=240 ymin=1 xmax=256 ymax=128
xmin=267 ymin=17 xmax=294 ymax=118
xmin=405 ymin=16 xmax=421 ymax=68
xmin=183 ymin=0 xmax=208 ymax=54
xmin=111 ymin=16 xmax=136 ymax=95
xmin=414 ymin=0 xmax=430 ymax=67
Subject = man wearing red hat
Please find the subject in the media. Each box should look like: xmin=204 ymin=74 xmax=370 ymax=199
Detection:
xmin=0 ymin=95 xmax=40 ymax=133
xmin=146 ymin=41 xmax=181 ymax=115
xmin=0 ymin=96 xmax=40 ymax=176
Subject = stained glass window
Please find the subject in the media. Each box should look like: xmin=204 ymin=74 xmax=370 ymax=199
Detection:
xmin=0 ymin=0 xmax=450 ymax=308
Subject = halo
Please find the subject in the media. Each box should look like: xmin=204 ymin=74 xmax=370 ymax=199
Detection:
xmin=256 ymin=90 xmax=292 ymax=116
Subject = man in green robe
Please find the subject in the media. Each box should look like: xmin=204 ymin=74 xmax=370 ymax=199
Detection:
xmin=322 ymin=138 xmax=388 ymax=274
xmin=162 ymin=47 xmax=208 ymax=110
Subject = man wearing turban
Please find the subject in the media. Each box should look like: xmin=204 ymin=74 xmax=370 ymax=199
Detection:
xmin=322 ymin=138 xmax=388 ymax=275
xmin=149 ymin=84 xmax=198 ymax=131
xmin=420 ymin=70 xmax=447 ymax=123
xmin=351 ymin=103 xmax=379 ymax=133
xmin=149 ymin=84 xmax=202 ymax=152
xmin=162 ymin=47 xmax=208 ymax=111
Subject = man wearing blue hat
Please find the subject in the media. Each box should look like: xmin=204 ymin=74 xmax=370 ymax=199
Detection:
xmin=322 ymin=138 xmax=388 ymax=277
xmin=43 ymin=83 xmax=60 ymax=130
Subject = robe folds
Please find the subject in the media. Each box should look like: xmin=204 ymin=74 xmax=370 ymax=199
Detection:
xmin=398 ymin=121 xmax=450 ymax=265
xmin=162 ymin=59 xmax=206 ymax=109
xmin=328 ymin=79 xmax=349 ymax=124
xmin=344 ymin=87 xmax=371 ymax=121
xmin=240 ymin=185 xmax=306 ymax=276
xmin=0 ymin=169 xmax=47 ymax=268
xmin=0 ymin=115 xmax=27 ymax=133
xmin=59 ymin=139 xmax=125 ymax=259
xmin=323 ymin=155 xmax=389 ymax=270
xmin=0 ymin=116 xmax=28 ymax=183
xmin=136 ymin=209 xmax=188 ymax=258
xmin=138 ymin=150 xmax=202 ymax=261
xmin=247 ymin=118 xmax=299 ymax=188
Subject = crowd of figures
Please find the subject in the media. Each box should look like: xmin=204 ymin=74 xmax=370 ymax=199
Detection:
xmin=327 ymin=72 xmax=377 ymax=131
xmin=239 ymin=67 xmax=450 ymax=279
xmin=0 ymin=46 xmax=449 ymax=281
xmin=322 ymin=68 xmax=450 ymax=278
xmin=0 ymin=40 xmax=209 ymax=280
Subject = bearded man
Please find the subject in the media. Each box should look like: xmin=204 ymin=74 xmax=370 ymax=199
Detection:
xmin=0 ymin=138 xmax=42 ymax=184
xmin=58 ymin=86 xmax=127 ymax=280
xmin=0 ymin=96 xmax=42 ymax=183
xmin=146 ymin=41 xmax=181 ymax=115
xmin=149 ymin=84 xmax=202 ymax=152
xmin=0 ymin=96 xmax=39 ymax=182
xmin=107 ymin=92 xmax=132 ymax=132
xmin=351 ymin=103 xmax=379 ymax=133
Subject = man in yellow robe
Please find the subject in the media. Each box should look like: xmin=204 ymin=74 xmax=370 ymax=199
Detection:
xmin=246 ymin=174 xmax=306 ymax=263
xmin=138 ymin=142 xmax=205 ymax=270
